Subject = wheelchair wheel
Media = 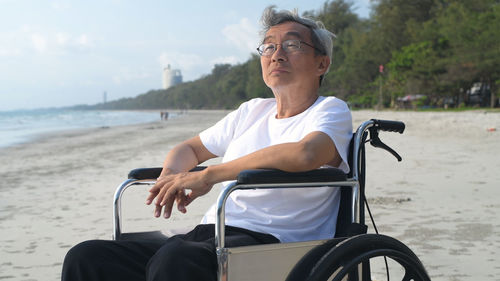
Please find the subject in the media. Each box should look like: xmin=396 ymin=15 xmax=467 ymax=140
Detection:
xmin=306 ymin=234 xmax=430 ymax=281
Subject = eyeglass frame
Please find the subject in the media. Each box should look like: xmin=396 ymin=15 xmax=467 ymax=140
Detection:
xmin=256 ymin=39 xmax=325 ymax=57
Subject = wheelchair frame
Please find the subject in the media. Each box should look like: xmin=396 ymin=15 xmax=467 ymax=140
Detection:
xmin=112 ymin=119 xmax=431 ymax=281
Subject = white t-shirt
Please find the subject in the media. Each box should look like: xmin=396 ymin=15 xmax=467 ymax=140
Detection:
xmin=199 ymin=96 xmax=352 ymax=242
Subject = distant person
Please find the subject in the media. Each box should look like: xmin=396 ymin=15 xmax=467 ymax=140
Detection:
xmin=62 ymin=6 xmax=352 ymax=281
xmin=160 ymin=111 xmax=169 ymax=120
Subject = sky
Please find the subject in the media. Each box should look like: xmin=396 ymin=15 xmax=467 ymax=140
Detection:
xmin=0 ymin=0 xmax=371 ymax=111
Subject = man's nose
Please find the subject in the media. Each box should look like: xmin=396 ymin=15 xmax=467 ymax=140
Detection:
xmin=271 ymin=45 xmax=287 ymax=62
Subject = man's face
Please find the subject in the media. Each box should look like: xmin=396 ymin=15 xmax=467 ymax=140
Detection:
xmin=260 ymin=21 xmax=326 ymax=91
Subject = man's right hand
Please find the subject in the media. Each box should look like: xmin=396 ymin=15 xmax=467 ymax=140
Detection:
xmin=145 ymin=170 xmax=213 ymax=219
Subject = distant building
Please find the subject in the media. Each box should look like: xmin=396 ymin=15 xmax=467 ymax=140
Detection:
xmin=162 ymin=65 xmax=182 ymax=89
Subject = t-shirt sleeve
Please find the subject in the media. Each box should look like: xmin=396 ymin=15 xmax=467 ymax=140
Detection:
xmin=199 ymin=104 xmax=244 ymax=157
xmin=310 ymin=98 xmax=353 ymax=173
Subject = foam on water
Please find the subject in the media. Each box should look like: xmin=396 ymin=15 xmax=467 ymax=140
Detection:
xmin=0 ymin=109 xmax=168 ymax=148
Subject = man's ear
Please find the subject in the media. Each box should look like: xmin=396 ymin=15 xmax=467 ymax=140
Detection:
xmin=317 ymin=55 xmax=330 ymax=76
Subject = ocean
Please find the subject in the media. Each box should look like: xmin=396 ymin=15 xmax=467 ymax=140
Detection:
xmin=0 ymin=109 xmax=168 ymax=148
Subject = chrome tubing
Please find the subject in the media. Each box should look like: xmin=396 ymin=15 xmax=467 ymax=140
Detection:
xmin=351 ymin=181 xmax=360 ymax=224
xmin=350 ymin=119 xmax=376 ymax=224
xmin=351 ymin=119 xmax=375 ymax=182
xmin=113 ymin=178 xmax=156 ymax=240
xmin=214 ymin=180 xmax=358 ymax=249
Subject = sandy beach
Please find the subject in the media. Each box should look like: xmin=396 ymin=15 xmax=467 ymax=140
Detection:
xmin=1 ymin=109 xmax=499 ymax=281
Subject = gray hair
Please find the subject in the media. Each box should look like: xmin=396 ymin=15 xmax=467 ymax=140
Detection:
xmin=259 ymin=6 xmax=335 ymax=84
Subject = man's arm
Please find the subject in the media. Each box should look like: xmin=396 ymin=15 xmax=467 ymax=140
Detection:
xmin=156 ymin=136 xmax=216 ymax=177
xmin=204 ymin=131 xmax=340 ymax=183
xmin=148 ymin=131 xmax=341 ymax=218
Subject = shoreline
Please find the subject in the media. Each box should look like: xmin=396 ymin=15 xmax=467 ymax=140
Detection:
xmin=0 ymin=109 xmax=197 ymax=151
xmin=1 ymin=109 xmax=499 ymax=280
xmin=2 ymin=107 xmax=497 ymax=151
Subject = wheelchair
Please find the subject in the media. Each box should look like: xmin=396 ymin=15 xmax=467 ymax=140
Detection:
xmin=112 ymin=119 xmax=431 ymax=281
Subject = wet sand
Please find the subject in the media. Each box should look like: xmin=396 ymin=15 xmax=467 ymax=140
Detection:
xmin=0 ymin=109 xmax=499 ymax=280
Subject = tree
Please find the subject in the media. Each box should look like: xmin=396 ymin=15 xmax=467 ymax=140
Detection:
xmin=81 ymin=0 xmax=500 ymax=110
xmin=434 ymin=0 xmax=500 ymax=107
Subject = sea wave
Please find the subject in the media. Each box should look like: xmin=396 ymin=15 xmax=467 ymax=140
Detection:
xmin=0 ymin=109 xmax=171 ymax=148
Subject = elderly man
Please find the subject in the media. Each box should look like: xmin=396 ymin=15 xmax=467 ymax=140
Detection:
xmin=62 ymin=6 xmax=352 ymax=281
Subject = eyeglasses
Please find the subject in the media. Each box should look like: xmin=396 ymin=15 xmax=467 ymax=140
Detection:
xmin=256 ymin=39 xmax=323 ymax=56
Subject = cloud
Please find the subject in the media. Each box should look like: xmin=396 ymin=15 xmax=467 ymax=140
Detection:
xmin=157 ymin=51 xmax=215 ymax=81
xmin=112 ymin=67 xmax=152 ymax=85
xmin=50 ymin=0 xmax=71 ymax=11
xmin=56 ymin=32 xmax=69 ymax=45
xmin=0 ymin=26 xmax=29 ymax=56
xmin=210 ymin=56 xmax=240 ymax=66
xmin=222 ymin=18 xmax=259 ymax=54
xmin=76 ymin=34 xmax=90 ymax=46
xmin=31 ymin=33 xmax=48 ymax=53
xmin=0 ymin=48 xmax=22 ymax=57
xmin=31 ymin=32 xmax=94 ymax=54
xmin=55 ymin=32 xmax=93 ymax=50
xmin=157 ymin=18 xmax=258 ymax=81
xmin=21 ymin=24 xmax=34 ymax=33
xmin=158 ymin=51 xmax=204 ymax=71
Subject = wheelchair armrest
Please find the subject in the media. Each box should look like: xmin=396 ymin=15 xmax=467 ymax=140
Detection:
xmin=128 ymin=166 xmax=207 ymax=180
xmin=237 ymin=168 xmax=347 ymax=184
xmin=128 ymin=168 xmax=163 ymax=180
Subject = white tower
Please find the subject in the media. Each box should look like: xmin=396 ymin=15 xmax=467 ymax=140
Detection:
xmin=162 ymin=65 xmax=183 ymax=89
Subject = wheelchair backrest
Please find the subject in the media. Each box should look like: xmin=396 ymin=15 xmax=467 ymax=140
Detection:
xmin=335 ymin=133 xmax=367 ymax=238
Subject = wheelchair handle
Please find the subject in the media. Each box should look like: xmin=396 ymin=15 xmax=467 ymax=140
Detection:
xmin=371 ymin=119 xmax=405 ymax=134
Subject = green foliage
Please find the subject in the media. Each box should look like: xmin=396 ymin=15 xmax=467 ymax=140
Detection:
xmin=347 ymin=91 xmax=377 ymax=108
xmin=86 ymin=0 xmax=499 ymax=110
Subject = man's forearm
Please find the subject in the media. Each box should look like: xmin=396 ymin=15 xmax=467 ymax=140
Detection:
xmin=203 ymin=132 xmax=339 ymax=185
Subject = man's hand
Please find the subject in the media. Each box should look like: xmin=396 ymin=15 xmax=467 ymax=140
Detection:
xmin=145 ymin=170 xmax=213 ymax=218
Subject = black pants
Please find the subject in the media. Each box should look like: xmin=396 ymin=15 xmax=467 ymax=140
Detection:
xmin=62 ymin=224 xmax=279 ymax=281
